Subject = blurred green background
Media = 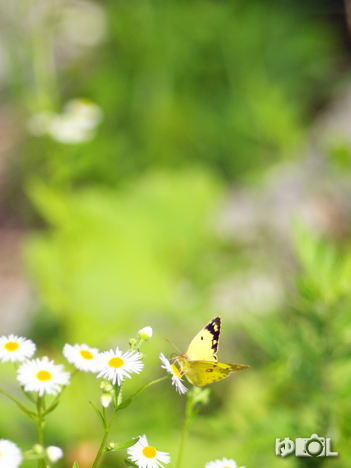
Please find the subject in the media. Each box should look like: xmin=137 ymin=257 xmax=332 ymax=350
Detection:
xmin=1 ymin=0 xmax=351 ymax=467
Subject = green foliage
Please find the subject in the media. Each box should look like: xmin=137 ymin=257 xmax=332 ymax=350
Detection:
xmin=111 ymin=438 xmax=140 ymax=451
xmin=20 ymin=0 xmax=343 ymax=187
xmin=89 ymin=400 xmax=106 ymax=429
xmin=231 ymin=224 xmax=351 ymax=467
xmin=77 ymin=0 xmax=338 ymax=183
xmin=124 ymin=459 xmax=137 ymax=467
xmin=293 ymin=221 xmax=351 ymax=304
xmin=23 ymin=168 xmax=223 ymax=341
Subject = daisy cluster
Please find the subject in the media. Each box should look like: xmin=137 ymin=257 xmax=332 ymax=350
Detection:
xmin=0 ymin=329 xmax=246 ymax=468
xmin=0 ymin=330 xmax=188 ymax=400
xmin=0 ymin=329 xmax=152 ymax=398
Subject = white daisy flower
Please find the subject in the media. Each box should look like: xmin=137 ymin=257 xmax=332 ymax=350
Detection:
xmin=205 ymin=458 xmax=244 ymax=468
xmin=96 ymin=347 xmax=143 ymax=385
xmin=159 ymin=353 xmax=187 ymax=394
xmin=63 ymin=343 xmax=100 ymax=372
xmin=17 ymin=357 xmax=70 ymax=396
xmin=138 ymin=326 xmax=153 ymax=341
xmin=127 ymin=434 xmax=170 ymax=468
xmin=46 ymin=446 xmax=64 ymax=462
xmin=0 ymin=439 xmax=22 ymax=468
xmin=0 ymin=335 xmax=36 ymax=363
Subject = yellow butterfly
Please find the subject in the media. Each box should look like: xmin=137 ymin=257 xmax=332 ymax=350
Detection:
xmin=176 ymin=317 xmax=249 ymax=387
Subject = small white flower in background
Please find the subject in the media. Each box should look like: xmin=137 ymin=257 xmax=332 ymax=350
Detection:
xmin=159 ymin=353 xmax=187 ymax=394
xmin=63 ymin=343 xmax=100 ymax=372
xmin=46 ymin=446 xmax=64 ymax=462
xmin=17 ymin=357 xmax=70 ymax=396
xmin=96 ymin=348 xmax=143 ymax=386
xmin=205 ymin=458 xmax=245 ymax=468
xmin=64 ymin=99 xmax=103 ymax=127
xmin=27 ymin=98 xmax=103 ymax=144
xmin=0 ymin=335 xmax=36 ymax=363
xmin=0 ymin=439 xmax=22 ymax=468
xmin=49 ymin=99 xmax=103 ymax=144
xmin=127 ymin=434 xmax=170 ymax=468
xmin=138 ymin=327 xmax=153 ymax=341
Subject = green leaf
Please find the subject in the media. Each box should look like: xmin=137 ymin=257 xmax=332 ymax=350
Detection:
xmin=20 ymin=385 xmax=36 ymax=404
xmin=0 ymin=388 xmax=38 ymax=420
xmin=124 ymin=459 xmax=138 ymax=467
xmin=118 ymin=375 xmax=170 ymax=410
xmin=43 ymin=398 xmax=60 ymax=416
xmin=89 ymin=401 xmax=106 ymax=429
xmin=113 ymin=437 xmax=140 ymax=451
xmin=72 ymin=461 xmax=80 ymax=468
xmin=117 ymin=395 xmax=133 ymax=410
xmin=117 ymin=382 xmax=151 ymax=409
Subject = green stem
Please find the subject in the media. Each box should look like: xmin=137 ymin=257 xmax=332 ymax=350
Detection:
xmin=37 ymin=396 xmax=46 ymax=468
xmin=176 ymin=388 xmax=195 ymax=468
xmin=118 ymin=375 xmax=170 ymax=409
xmin=91 ymin=376 xmax=170 ymax=467
xmin=31 ymin=0 xmax=59 ymax=111
xmin=91 ymin=406 xmax=119 ymax=468
xmin=91 ymin=383 xmax=124 ymax=468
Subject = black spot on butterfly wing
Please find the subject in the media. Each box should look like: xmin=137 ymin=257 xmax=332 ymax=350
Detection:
xmin=204 ymin=317 xmax=221 ymax=353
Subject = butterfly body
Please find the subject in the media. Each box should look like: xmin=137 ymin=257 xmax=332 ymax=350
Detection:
xmin=177 ymin=317 xmax=249 ymax=387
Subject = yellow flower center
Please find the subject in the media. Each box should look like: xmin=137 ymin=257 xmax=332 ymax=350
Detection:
xmin=80 ymin=350 xmax=93 ymax=360
xmin=108 ymin=357 xmax=124 ymax=368
xmin=36 ymin=370 xmax=52 ymax=381
xmin=171 ymin=364 xmax=182 ymax=378
xmin=4 ymin=341 xmax=19 ymax=352
xmin=142 ymin=446 xmax=157 ymax=459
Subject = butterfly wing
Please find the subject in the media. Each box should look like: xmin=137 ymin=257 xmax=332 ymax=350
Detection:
xmin=177 ymin=316 xmax=249 ymax=386
xmin=181 ymin=360 xmax=249 ymax=387
xmin=184 ymin=317 xmax=221 ymax=362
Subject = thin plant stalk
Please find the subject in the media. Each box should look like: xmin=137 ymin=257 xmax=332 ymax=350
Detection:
xmin=91 ymin=376 xmax=170 ymax=467
xmin=176 ymin=388 xmax=195 ymax=468
xmin=37 ymin=396 xmax=46 ymax=468
xmin=91 ymin=406 xmax=119 ymax=468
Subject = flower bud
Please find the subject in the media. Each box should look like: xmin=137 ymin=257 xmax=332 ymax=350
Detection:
xmin=104 ymin=383 xmax=113 ymax=392
xmin=46 ymin=446 xmax=64 ymax=462
xmin=33 ymin=444 xmax=44 ymax=454
xmin=137 ymin=326 xmax=153 ymax=341
xmin=101 ymin=393 xmax=112 ymax=408
xmin=192 ymin=386 xmax=210 ymax=405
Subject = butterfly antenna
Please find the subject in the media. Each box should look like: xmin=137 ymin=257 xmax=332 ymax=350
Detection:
xmin=166 ymin=338 xmax=182 ymax=355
